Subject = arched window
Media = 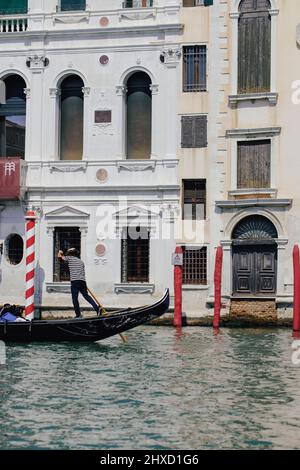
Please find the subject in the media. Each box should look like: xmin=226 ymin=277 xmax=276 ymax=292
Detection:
xmin=0 ymin=75 xmax=26 ymax=159
xmin=59 ymin=75 xmax=84 ymax=161
xmin=238 ymin=0 xmax=271 ymax=94
xmin=126 ymin=72 xmax=152 ymax=160
xmin=5 ymin=233 xmax=24 ymax=265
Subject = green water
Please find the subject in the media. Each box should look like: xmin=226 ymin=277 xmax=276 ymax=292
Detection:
xmin=0 ymin=327 xmax=299 ymax=450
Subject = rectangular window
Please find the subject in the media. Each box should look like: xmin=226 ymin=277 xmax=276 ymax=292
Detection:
xmin=183 ymin=45 xmax=207 ymax=92
xmin=181 ymin=115 xmax=207 ymax=148
xmin=183 ymin=0 xmax=204 ymax=6
xmin=59 ymin=0 xmax=86 ymax=12
xmin=183 ymin=179 xmax=206 ymax=220
xmin=121 ymin=227 xmax=150 ymax=283
xmin=123 ymin=0 xmax=153 ymax=8
xmin=0 ymin=0 xmax=27 ymax=15
xmin=53 ymin=227 xmax=81 ymax=282
xmin=183 ymin=247 xmax=207 ymax=285
xmin=237 ymin=140 xmax=271 ymax=189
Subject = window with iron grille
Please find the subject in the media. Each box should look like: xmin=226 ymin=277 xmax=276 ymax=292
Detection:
xmin=183 ymin=179 xmax=206 ymax=220
xmin=53 ymin=227 xmax=81 ymax=282
xmin=121 ymin=227 xmax=150 ymax=283
xmin=181 ymin=115 xmax=207 ymax=148
xmin=183 ymin=247 xmax=207 ymax=285
xmin=123 ymin=0 xmax=153 ymax=8
xmin=6 ymin=234 xmax=23 ymax=265
xmin=183 ymin=45 xmax=207 ymax=92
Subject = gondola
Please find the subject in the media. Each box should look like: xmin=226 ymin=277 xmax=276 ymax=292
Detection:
xmin=0 ymin=289 xmax=169 ymax=343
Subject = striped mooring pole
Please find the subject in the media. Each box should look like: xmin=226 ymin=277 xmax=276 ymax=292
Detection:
xmin=25 ymin=210 xmax=36 ymax=320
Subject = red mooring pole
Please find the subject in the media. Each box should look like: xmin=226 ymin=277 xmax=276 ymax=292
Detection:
xmin=293 ymin=245 xmax=300 ymax=332
xmin=213 ymin=246 xmax=223 ymax=329
xmin=173 ymin=246 xmax=183 ymax=327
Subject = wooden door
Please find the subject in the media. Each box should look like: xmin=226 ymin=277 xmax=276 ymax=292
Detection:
xmin=233 ymin=244 xmax=277 ymax=296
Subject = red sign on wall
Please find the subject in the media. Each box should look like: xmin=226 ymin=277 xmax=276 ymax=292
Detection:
xmin=0 ymin=157 xmax=23 ymax=200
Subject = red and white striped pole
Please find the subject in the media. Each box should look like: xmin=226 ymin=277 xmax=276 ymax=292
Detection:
xmin=25 ymin=210 xmax=36 ymax=320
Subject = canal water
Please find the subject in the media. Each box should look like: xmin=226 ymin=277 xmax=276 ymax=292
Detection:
xmin=0 ymin=327 xmax=299 ymax=450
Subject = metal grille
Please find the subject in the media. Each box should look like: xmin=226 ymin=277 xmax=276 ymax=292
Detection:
xmin=121 ymin=227 xmax=150 ymax=283
xmin=183 ymin=45 xmax=207 ymax=92
xmin=183 ymin=247 xmax=207 ymax=285
xmin=123 ymin=0 xmax=153 ymax=8
xmin=53 ymin=227 xmax=81 ymax=282
xmin=6 ymin=234 xmax=23 ymax=265
xmin=183 ymin=179 xmax=206 ymax=220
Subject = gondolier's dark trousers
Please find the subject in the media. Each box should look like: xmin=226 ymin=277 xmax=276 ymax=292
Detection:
xmin=71 ymin=280 xmax=99 ymax=317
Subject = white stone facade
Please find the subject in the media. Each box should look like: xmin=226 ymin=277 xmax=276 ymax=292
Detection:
xmin=0 ymin=0 xmax=182 ymax=309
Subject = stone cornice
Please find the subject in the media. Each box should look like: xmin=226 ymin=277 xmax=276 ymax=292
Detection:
xmin=216 ymin=199 xmax=292 ymax=209
xmin=229 ymin=92 xmax=278 ymax=108
xmin=226 ymin=127 xmax=281 ymax=138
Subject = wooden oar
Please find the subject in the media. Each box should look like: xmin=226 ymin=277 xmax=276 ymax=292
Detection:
xmin=87 ymin=287 xmax=128 ymax=344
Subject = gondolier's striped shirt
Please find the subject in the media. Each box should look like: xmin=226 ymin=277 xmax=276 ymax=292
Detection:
xmin=64 ymin=256 xmax=86 ymax=282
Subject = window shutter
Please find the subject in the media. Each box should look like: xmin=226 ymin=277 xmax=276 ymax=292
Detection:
xmin=204 ymin=0 xmax=213 ymax=6
xmin=193 ymin=115 xmax=207 ymax=148
xmin=181 ymin=116 xmax=194 ymax=148
xmin=237 ymin=140 xmax=271 ymax=189
xmin=0 ymin=0 xmax=27 ymax=14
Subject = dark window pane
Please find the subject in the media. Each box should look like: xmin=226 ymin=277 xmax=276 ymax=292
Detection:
xmin=127 ymin=72 xmax=152 ymax=160
xmin=0 ymin=75 xmax=26 ymax=159
xmin=6 ymin=234 xmax=23 ymax=265
xmin=121 ymin=227 xmax=150 ymax=283
xmin=53 ymin=227 xmax=81 ymax=282
xmin=60 ymin=0 xmax=86 ymax=12
xmin=183 ymin=179 xmax=206 ymax=220
xmin=0 ymin=0 xmax=27 ymax=15
xmin=123 ymin=1 xmax=153 ymax=7
xmin=60 ymin=75 xmax=84 ymax=161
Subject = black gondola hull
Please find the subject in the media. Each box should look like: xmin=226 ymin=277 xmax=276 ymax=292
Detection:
xmin=0 ymin=289 xmax=169 ymax=343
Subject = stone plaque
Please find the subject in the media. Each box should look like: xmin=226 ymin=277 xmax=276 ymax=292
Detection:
xmin=95 ymin=110 xmax=112 ymax=124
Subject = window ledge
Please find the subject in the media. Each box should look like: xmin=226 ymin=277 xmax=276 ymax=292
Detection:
xmin=228 ymin=189 xmax=277 ymax=199
xmin=226 ymin=127 xmax=281 ymax=139
xmin=216 ymin=198 xmax=292 ymax=209
xmin=46 ymin=282 xmax=71 ymax=293
xmin=228 ymin=92 xmax=278 ymax=108
xmin=183 ymin=284 xmax=208 ymax=291
xmin=114 ymin=283 xmax=155 ymax=295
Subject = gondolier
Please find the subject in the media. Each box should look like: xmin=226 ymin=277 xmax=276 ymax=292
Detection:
xmin=57 ymin=248 xmax=102 ymax=318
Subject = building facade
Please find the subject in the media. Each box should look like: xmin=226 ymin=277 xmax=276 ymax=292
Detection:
xmin=178 ymin=0 xmax=300 ymax=317
xmin=0 ymin=0 xmax=182 ymax=309
xmin=0 ymin=0 xmax=299 ymax=318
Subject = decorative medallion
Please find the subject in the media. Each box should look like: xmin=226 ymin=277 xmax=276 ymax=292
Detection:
xmin=99 ymin=55 xmax=109 ymax=65
xmin=95 ymin=244 xmax=106 ymax=257
xmin=96 ymin=168 xmax=108 ymax=183
xmin=100 ymin=17 xmax=109 ymax=27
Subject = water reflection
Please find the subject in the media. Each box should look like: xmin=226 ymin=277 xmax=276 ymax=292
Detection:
xmin=0 ymin=327 xmax=299 ymax=449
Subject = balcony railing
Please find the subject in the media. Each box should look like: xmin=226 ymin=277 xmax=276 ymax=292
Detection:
xmin=123 ymin=1 xmax=154 ymax=8
xmin=0 ymin=16 xmax=28 ymax=33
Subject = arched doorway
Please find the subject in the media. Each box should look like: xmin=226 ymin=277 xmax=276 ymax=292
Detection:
xmin=126 ymin=72 xmax=152 ymax=160
xmin=232 ymin=215 xmax=278 ymax=296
